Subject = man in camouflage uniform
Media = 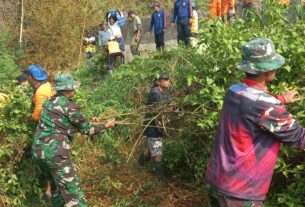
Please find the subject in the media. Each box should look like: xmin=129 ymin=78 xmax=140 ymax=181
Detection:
xmin=205 ymin=38 xmax=305 ymax=207
xmin=32 ymin=73 xmax=115 ymax=207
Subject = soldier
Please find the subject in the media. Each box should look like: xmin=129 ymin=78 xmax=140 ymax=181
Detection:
xmin=138 ymin=73 xmax=171 ymax=178
xmin=32 ymin=73 xmax=115 ymax=207
xmin=205 ymin=38 xmax=305 ymax=206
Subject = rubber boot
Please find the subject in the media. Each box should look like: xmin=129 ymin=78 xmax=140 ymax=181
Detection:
xmin=138 ymin=152 xmax=150 ymax=167
xmin=155 ymin=161 xmax=166 ymax=179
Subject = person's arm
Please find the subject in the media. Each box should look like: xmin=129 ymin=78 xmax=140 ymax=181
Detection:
xmin=32 ymin=92 xmax=46 ymax=121
xmin=189 ymin=0 xmax=193 ymax=23
xmin=148 ymin=14 xmax=154 ymax=33
xmin=258 ymin=104 xmax=305 ymax=149
xmin=98 ymin=32 xmax=102 ymax=46
xmin=163 ymin=10 xmax=167 ymax=31
xmin=172 ymin=3 xmax=178 ymax=23
xmin=67 ymin=102 xmax=105 ymax=135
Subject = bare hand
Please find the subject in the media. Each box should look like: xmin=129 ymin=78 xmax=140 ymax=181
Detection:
xmin=189 ymin=19 xmax=192 ymax=25
xmin=147 ymin=32 xmax=151 ymax=36
xmin=104 ymin=120 xmax=116 ymax=128
xmin=92 ymin=117 xmax=100 ymax=125
xmin=281 ymin=90 xmax=301 ymax=104
xmin=163 ymin=29 xmax=166 ymax=33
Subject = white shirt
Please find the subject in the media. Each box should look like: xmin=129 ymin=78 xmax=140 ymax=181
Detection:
xmin=108 ymin=21 xmax=122 ymax=37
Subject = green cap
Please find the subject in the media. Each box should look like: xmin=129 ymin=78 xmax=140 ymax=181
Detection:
xmin=237 ymin=38 xmax=285 ymax=74
xmin=54 ymin=73 xmax=80 ymax=91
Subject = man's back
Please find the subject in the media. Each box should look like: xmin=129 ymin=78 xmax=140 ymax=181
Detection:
xmin=205 ymin=80 xmax=305 ymax=200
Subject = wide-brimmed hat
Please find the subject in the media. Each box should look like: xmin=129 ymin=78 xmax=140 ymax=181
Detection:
xmin=237 ymin=38 xmax=285 ymax=74
xmin=54 ymin=73 xmax=80 ymax=91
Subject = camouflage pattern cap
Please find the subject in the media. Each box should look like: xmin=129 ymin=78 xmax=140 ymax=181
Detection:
xmin=54 ymin=72 xmax=80 ymax=91
xmin=237 ymin=38 xmax=285 ymax=74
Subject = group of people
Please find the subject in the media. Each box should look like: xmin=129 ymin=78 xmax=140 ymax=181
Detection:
xmin=83 ymin=1 xmax=199 ymax=72
xmin=15 ymin=66 xmax=115 ymax=206
xmin=10 ymin=1 xmax=305 ymax=207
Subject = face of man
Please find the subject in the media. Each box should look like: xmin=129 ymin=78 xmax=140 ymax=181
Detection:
xmin=264 ymin=70 xmax=276 ymax=83
xmin=26 ymin=75 xmax=36 ymax=89
xmin=109 ymin=18 xmax=115 ymax=25
xmin=101 ymin=24 xmax=107 ymax=30
xmin=159 ymin=79 xmax=170 ymax=90
xmin=153 ymin=6 xmax=160 ymax=12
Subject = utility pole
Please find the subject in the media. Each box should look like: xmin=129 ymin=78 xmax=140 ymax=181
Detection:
xmin=19 ymin=0 xmax=24 ymax=48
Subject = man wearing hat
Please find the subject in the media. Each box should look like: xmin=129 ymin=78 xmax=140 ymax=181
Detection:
xmin=148 ymin=2 xmax=167 ymax=52
xmin=171 ymin=0 xmax=192 ymax=47
xmin=24 ymin=64 xmax=54 ymax=121
xmin=139 ymin=73 xmax=171 ymax=178
xmin=205 ymin=38 xmax=305 ymax=206
xmin=32 ymin=72 xmax=115 ymax=206
xmin=128 ymin=10 xmax=142 ymax=56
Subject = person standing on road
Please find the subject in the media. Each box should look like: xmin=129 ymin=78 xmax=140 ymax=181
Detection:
xmin=32 ymin=73 xmax=115 ymax=207
xmin=128 ymin=10 xmax=142 ymax=56
xmin=138 ymin=73 xmax=171 ymax=178
xmin=205 ymin=38 xmax=305 ymax=207
xmin=98 ymin=21 xmax=111 ymax=50
xmin=171 ymin=0 xmax=192 ymax=47
xmin=148 ymin=2 xmax=167 ymax=52
xmin=108 ymin=16 xmax=126 ymax=52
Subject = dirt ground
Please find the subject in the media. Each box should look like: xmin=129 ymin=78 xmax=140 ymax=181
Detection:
xmin=75 ymin=137 xmax=210 ymax=207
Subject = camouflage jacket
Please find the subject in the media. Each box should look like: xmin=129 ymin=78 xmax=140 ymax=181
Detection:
xmin=33 ymin=93 xmax=104 ymax=141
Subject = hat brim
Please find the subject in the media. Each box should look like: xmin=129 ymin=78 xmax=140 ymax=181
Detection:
xmin=236 ymin=54 xmax=285 ymax=74
xmin=54 ymin=81 xmax=81 ymax=91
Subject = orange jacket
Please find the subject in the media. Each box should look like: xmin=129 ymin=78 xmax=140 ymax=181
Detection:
xmin=208 ymin=0 xmax=222 ymax=18
xmin=32 ymin=82 xmax=54 ymax=121
xmin=221 ymin=0 xmax=236 ymax=15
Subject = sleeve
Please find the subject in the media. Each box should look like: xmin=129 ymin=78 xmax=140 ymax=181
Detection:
xmin=149 ymin=14 xmax=154 ymax=32
xmin=189 ymin=0 xmax=193 ymax=19
xmin=32 ymin=92 xmax=46 ymax=121
xmin=258 ymin=104 xmax=305 ymax=149
xmin=67 ymin=102 xmax=105 ymax=136
xmin=98 ymin=32 xmax=102 ymax=46
xmin=148 ymin=91 xmax=160 ymax=105
xmin=163 ymin=10 xmax=167 ymax=29
xmin=172 ymin=3 xmax=178 ymax=23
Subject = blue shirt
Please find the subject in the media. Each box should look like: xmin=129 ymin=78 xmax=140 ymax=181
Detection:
xmin=149 ymin=9 xmax=166 ymax=35
xmin=172 ymin=0 xmax=192 ymax=24
xmin=98 ymin=29 xmax=111 ymax=46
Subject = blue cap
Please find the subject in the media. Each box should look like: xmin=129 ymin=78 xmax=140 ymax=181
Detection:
xmin=192 ymin=2 xmax=196 ymax=8
xmin=26 ymin=65 xmax=48 ymax=81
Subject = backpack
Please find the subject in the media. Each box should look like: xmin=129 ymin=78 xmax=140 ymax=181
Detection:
xmin=106 ymin=9 xmax=126 ymax=27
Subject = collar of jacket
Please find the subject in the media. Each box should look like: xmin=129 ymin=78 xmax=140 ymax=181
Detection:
xmin=243 ymin=78 xmax=268 ymax=93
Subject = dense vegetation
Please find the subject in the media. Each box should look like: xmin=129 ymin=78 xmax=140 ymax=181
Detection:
xmin=1 ymin=1 xmax=305 ymax=207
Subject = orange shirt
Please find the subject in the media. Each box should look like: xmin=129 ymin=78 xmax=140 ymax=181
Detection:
xmin=221 ymin=0 xmax=236 ymax=15
xmin=32 ymin=82 xmax=54 ymax=121
xmin=208 ymin=0 xmax=222 ymax=18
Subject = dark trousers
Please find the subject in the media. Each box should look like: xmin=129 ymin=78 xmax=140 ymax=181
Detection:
xmin=108 ymin=52 xmax=125 ymax=70
xmin=177 ymin=20 xmax=191 ymax=47
xmin=155 ymin=33 xmax=165 ymax=52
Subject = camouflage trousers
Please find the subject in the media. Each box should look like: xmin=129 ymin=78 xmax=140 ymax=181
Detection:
xmin=32 ymin=134 xmax=87 ymax=207
xmin=206 ymin=185 xmax=264 ymax=207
